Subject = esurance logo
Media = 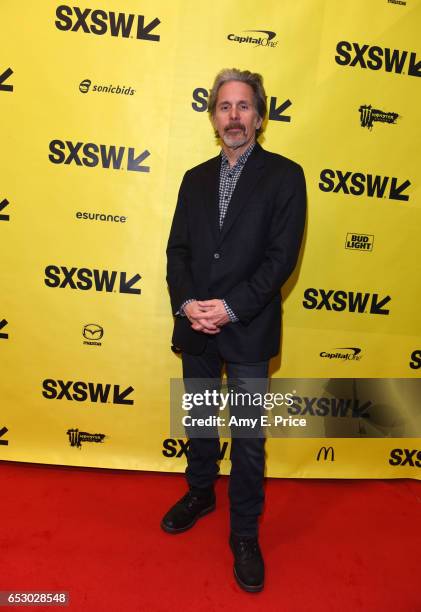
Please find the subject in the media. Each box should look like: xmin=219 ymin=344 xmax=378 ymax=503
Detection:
xmin=335 ymin=41 xmax=421 ymax=77
xmin=43 ymin=379 xmax=134 ymax=404
xmin=345 ymin=233 xmax=374 ymax=252
xmin=319 ymin=169 xmax=410 ymax=201
xmin=359 ymin=105 xmax=399 ymax=129
xmin=49 ymin=140 xmax=150 ymax=173
xmin=303 ymin=289 xmax=391 ymax=315
xmin=192 ymin=88 xmax=291 ymax=122
xmin=79 ymin=79 xmax=135 ymax=96
xmin=55 ymin=5 xmax=160 ymax=41
xmin=389 ymin=448 xmax=421 ymax=467
xmin=320 ymin=347 xmax=362 ymax=361
xmin=44 ymin=266 xmax=141 ymax=295
xmin=227 ymin=30 xmax=278 ymax=48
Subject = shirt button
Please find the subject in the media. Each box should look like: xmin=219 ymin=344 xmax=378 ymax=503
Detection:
xmin=214 ymin=253 xmax=220 ymax=259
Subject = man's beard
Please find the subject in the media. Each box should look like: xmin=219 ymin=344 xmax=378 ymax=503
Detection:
xmin=222 ymin=123 xmax=248 ymax=149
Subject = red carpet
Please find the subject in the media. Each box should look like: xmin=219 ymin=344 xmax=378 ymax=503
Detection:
xmin=0 ymin=462 xmax=420 ymax=611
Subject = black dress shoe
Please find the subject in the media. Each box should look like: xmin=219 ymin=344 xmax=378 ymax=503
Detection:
xmin=229 ymin=532 xmax=264 ymax=593
xmin=161 ymin=488 xmax=215 ymax=534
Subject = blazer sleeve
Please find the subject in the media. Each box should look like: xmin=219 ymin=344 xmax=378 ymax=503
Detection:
xmin=166 ymin=170 xmax=196 ymax=315
xmin=223 ymin=163 xmax=307 ymax=325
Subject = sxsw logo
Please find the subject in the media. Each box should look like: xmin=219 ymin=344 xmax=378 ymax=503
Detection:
xmin=289 ymin=397 xmax=371 ymax=418
xmin=303 ymin=288 xmax=391 ymax=315
xmin=0 ymin=68 xmax=13 ymax=92
xmin=319 ymin=169 xmax=410 ymax=201
xmin=0 ymin=198 xmax=10 ymax=221
xmin=389 ymin=448 xmax=421 ymax=467
xmin=0 ymin=426 xmax=9 ymax=446
xmin=409 ymin=350 xmax=421 ymax=370
xmin=49 ymin=140 xmax=150 ymax=172
xmin=43 ymin=379 xmax=134 ymax=404
xmin=192 ymin=88 xmax=292 ymax=122
xmin=0 ymin=319 xmax=8 ymax=339
xmin=162 ymin=438 xmax=231 ymax=460
xmin=55 ymin=5 xmax=160 ymax=41
xmin=335 ymin=41 xmax=421 ymax=77
xmin=44 ymin=265 xmax=141 ymax=295
xmin=345 ymin=233 xmax=374 ymax=252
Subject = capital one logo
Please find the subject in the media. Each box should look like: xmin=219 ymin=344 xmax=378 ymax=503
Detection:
xmin=49 ymin=140 xmax=150 ymax=172
xmin=335 ymin=41 xmax=421 ymax=77
xmin=55 ymin=5 xmax=160 ymax=41
xmin=44 ymin=265 xmax=141 ymax=294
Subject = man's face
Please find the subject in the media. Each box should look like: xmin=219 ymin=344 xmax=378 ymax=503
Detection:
xmin=212 ymin=80 xmax=262 ymax=150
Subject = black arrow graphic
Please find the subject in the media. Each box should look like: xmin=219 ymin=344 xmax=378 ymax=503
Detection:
xmin=408 ymin=53 xmax=421 ymax=77
xmin=113 ymin=385 xmax=134 ymax=405
xmin=0 ymin=426 xmax=9 ymax=445
xmin=389 ymin=178 xmax=410 ymax=201
xmin=0 ymin=319 xmax=8 ymax=339
xmin=0 ymin=67 xmax=13 ymax=92
xmin=137 ymin=17 xmax=161 ymax=42
xmin=370 ymin=294 xmax=391 ymax=315
xmin=127 ymin=149 xmax=150 ymax=172
xmin=0 ymin=198 xmax=10 ymax=221
xmin=119 ymin=272 xmax=141 ymax=294
xmin=269 ymin=98 xmax=292 ymax=122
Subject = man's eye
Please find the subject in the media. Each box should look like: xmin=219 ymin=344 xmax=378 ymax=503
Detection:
xmin=240 ymin=104 xmax=249 ymax=110
xmin=220 ymin=105 xmax=229 ymax=111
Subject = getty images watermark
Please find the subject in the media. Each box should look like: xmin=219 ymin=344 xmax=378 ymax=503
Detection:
xmin=170 ymin=379 xmax=307 ymax=438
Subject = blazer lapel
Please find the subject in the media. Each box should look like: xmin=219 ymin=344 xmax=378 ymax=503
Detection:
xmin=217 ymin=143 xmax=265 ymax=245
xmin=202 ymin=155 xmax=220 ymax=246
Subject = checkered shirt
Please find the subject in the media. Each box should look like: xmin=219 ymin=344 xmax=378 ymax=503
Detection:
xmin=179 ymin=144 xmax=255 ymax=322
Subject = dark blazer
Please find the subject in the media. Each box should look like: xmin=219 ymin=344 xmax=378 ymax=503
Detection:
xmin=166 ymin=142 xmax=306 ymax=362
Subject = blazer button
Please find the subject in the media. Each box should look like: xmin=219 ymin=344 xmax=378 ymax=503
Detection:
xmin=213 ymin=252 xmax=220 ymax=259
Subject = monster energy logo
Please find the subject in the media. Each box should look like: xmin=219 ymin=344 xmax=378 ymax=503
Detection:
xmin=67 ymin=428 xmax=106 ymax=448
xmin=359 ymin=105 xmax=399 ymax=129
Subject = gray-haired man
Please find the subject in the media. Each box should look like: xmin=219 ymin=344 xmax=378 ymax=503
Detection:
xmin=163 ymin=68 xmax=307 ymax=592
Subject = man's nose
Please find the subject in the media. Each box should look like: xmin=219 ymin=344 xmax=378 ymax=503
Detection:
xmin=229 ymin=104 xmax=239 ymax=120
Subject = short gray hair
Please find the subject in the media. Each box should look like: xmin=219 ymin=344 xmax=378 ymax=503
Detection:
xmin=208 ymin=68 xmax=267 ymax=136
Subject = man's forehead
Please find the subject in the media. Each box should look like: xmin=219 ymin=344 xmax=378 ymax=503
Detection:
xmin=216 ymin=80 xmax=254 ymax=101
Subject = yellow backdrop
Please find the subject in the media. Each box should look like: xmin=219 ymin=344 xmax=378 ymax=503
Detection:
xmin=1 ymin=0 xmax=420 ymax=478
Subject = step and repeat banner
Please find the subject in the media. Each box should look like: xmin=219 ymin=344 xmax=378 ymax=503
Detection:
xmin=1 ymin=1 xmax=420 ymax=479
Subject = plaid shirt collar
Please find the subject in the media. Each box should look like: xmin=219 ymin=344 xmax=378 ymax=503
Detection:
xmin=220 ymin=142 xmax=256 ymax=169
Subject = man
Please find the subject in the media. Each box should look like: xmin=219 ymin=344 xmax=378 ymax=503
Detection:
xmin=163 ymin=68 xmax=306 ymax=592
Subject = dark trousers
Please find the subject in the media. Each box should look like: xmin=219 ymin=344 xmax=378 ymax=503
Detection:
xmin=182 ymin=336 xmax=269 ymax=537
